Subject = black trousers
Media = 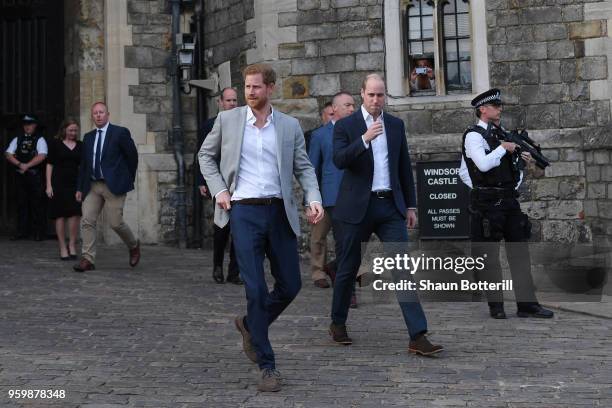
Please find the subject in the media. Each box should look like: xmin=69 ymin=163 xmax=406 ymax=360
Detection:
xmin=470 ymin=197 xmax=537 ymax=306
xmin=15 ymin=171 xmax=46 ymax=237
xmin=213 ymin=224 xmax=238 ymax=278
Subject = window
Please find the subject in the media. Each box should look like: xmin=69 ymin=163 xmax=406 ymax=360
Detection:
xmin=384 ymin=0 xmax=487 ymax=101
xmin=403 ymin=0 xmax=471 ymax=96
xmin=441 ymin=0 xmax=472 ymax=92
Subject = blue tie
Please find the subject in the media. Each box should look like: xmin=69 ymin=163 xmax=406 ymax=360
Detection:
xmin=94 ymin=129 xmax=102 ymax=180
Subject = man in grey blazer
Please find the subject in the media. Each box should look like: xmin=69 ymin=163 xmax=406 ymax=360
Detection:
xmin=199 ymin=63 xmax=323 ymax=392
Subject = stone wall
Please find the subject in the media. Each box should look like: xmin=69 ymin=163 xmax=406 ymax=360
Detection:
xmin=76 ymin=0 xmax=611 ymax=247
xmin=64 ymin=0 xmax=105 ymax=128
xmin=203 ymin=0 xmax=255 ymax=89
xmin=196 ymin=0 xmax=612 ymax=249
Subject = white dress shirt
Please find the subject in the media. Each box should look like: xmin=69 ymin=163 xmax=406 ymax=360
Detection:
xmin=6 ymin=135 xmax=48 ymax=155
xmin=92 ymin=121 xmax=110 ymax=178
xmin=231 ymin=106 xmax=282 ymax=200
xmin=459 ymin=120 xmax=523 ymax=189
xmin=360 ymin=105 xmax=391 ymax=192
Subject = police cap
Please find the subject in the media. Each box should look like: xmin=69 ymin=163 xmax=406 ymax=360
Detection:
xmin=471 ymin=89 xmax=502 ymax=109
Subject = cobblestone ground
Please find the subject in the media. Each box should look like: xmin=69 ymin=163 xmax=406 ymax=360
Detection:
xmin=1 ymin=239 xmax=611 ymax=407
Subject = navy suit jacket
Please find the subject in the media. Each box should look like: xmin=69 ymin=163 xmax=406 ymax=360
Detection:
xmin=308 ymin=121 xmax=344 ymax=208
xmin=77 ymin=123 xmax=138 ymax=196
xmin=332 ymin=110 xmax=416 ymax=224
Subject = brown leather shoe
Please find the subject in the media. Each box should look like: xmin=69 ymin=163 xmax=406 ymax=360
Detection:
xmin=314 ymin=278 xmax=330 ymax=288
xmin=323 ymin=262 xmax=336 ymax=285
xmin=73 ymin=258 xmax=95 ymax=273
xmin=329 ymin=323 xmax=352 ymax=345
xmin=234 ymin=316 xmax=257 ymax=363
xmin=408 ymin=334 xmax=444 ymax=356
xmin=129 ymin=240 xmax=140 ymax=267
xmin=257 ymin=368 xmax=281 ymax=392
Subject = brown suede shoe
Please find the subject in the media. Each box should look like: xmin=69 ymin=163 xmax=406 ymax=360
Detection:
xmin=234 ymin=316 xmax=257 ymax=363
xmin=329 ymin=323 xmax=352 ymax=345
xmin=129 ymin=240 xmax=140 ymax=267
xmin=73 ymin=258 xmax=95 ymax=273
xmin=258 ymin=368 xmax=281 ymax=392
xmin=314 ymin=278 xmax=330 ymax=288
xmin=408 ymin=334 xmax=444 ymax=356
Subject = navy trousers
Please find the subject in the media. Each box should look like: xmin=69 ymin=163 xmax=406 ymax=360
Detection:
xmin=230 ymin=201 xmax=301 ymax=369
xmin=331 ymin=195 xmax=428 ymax=340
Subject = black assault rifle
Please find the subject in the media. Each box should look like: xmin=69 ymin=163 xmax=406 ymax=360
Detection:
xmin=490 ymin=124 xmax=550 ymax=170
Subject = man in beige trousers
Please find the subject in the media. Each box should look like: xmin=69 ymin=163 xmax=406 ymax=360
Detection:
xmin=73 ymin=102 xmax=140 ymax=272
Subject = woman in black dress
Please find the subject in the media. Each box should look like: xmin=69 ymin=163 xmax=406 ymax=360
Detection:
xmin=46 ymin=118 xmax=82 ymax=260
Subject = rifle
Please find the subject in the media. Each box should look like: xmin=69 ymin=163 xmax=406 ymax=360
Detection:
xmin=492 ymin=124 xmax=550 ymax=169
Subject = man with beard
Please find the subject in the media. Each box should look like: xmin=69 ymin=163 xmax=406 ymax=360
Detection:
xmin=198 ymin=63 xmax=323 ymax=392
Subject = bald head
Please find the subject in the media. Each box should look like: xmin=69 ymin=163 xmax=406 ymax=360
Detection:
xmin=219 ymin=87 xmax=238 ymax=111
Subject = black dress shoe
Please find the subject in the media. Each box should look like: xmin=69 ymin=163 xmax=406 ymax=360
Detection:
xmin=517 ymin=304 xmax=554 ymax=318
xmin=226 ymin=274 xmax=243 ymax=285
xmin=488 ymin=302 xmax=506 ymax=319
xmin=10 ymin=234 xmax=28 ymax=241
xmin=213 ymin=266 xmax=224 ymax=284
xmin=490 ymin=308 xmax=507 ymax=319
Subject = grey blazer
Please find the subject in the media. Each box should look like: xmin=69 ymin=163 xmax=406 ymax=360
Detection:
xmin=198 ymin=105 xmax=322 ymax=236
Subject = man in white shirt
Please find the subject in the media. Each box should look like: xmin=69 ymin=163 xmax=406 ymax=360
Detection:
xmin=4 ymin=114 xmax=48 ymax=241
xmin=329 ymin=73 xmax=443 ymax=356
xmin=198 ymin=63 xmax=323 ymax=392
xmin=460 ymin=88 xmax=553 ymax=320
xmin=73 ymin=102 xmax=140 ymax=272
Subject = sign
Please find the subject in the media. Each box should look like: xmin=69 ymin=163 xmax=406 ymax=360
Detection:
xmin=416 ymin=161 xmax=470 ymax=239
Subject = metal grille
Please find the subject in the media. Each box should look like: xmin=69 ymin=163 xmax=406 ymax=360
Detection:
xmin=0 ymin=0 xmax=63 ymax=230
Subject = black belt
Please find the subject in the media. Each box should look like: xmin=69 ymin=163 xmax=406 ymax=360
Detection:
xmin=471 ymin=187 xmax=518 ymax=200
xmin=232 ymin=197 xmax=283 ymax=206
xmin=372 ymin=190 xmax=393 ymax=199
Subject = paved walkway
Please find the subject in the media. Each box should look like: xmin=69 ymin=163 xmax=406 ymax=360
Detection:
xmin=1 ymin=239 xmax=611 ymax=407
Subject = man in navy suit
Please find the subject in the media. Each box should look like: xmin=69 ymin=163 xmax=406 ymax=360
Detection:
xmin=73 ymin=101 xmax=140 ymax=272
xmin=308 ymin=92 xmax=355 ymax=291
xmin=195 ymin=87 xmax=241 ymax=285
xmin=329 ymin=74 xmax=443 ymax=356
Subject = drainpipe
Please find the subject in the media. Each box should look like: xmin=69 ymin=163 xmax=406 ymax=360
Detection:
xmin=169 ymin=0 xmax=187 ymax=248
xmin=192 ymin=0 xmax=207 ymax=248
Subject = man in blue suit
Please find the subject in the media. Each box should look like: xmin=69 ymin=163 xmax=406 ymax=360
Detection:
xmin=74 ymin=101 xmax=140 ymax=272
xmin=308 ymin=92 xmax=355 ymax=291
xmin=329 ymin=74 xmax=443 ymax=356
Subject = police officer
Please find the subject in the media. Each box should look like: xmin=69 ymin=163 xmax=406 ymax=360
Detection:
xmin=4 ymin=114 xmax=48 ymax=241
xmin=459 ymin=89 xmax=553 ymax=320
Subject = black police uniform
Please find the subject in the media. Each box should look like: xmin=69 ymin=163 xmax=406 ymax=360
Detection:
xmin=12 ymin=132 xmax=47 ymax=240
xmin=461 ymin=89 xmax=553 ymax=319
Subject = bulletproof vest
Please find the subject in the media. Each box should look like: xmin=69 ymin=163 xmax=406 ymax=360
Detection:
xmin=15 ymin=134 xmax=42 ymax=170
xmin=461 ymin=125 xmax=519 ymax=189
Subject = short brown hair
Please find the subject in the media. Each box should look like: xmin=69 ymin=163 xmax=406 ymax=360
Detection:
xmin=242 ymin=63 xmax=276 ymax=85
xmin=361 ymin=73 xmax=385 ymax=91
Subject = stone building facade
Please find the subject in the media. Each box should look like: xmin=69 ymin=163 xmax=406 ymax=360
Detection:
xmin=62 ymin=0 xmax=612 ymax=248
